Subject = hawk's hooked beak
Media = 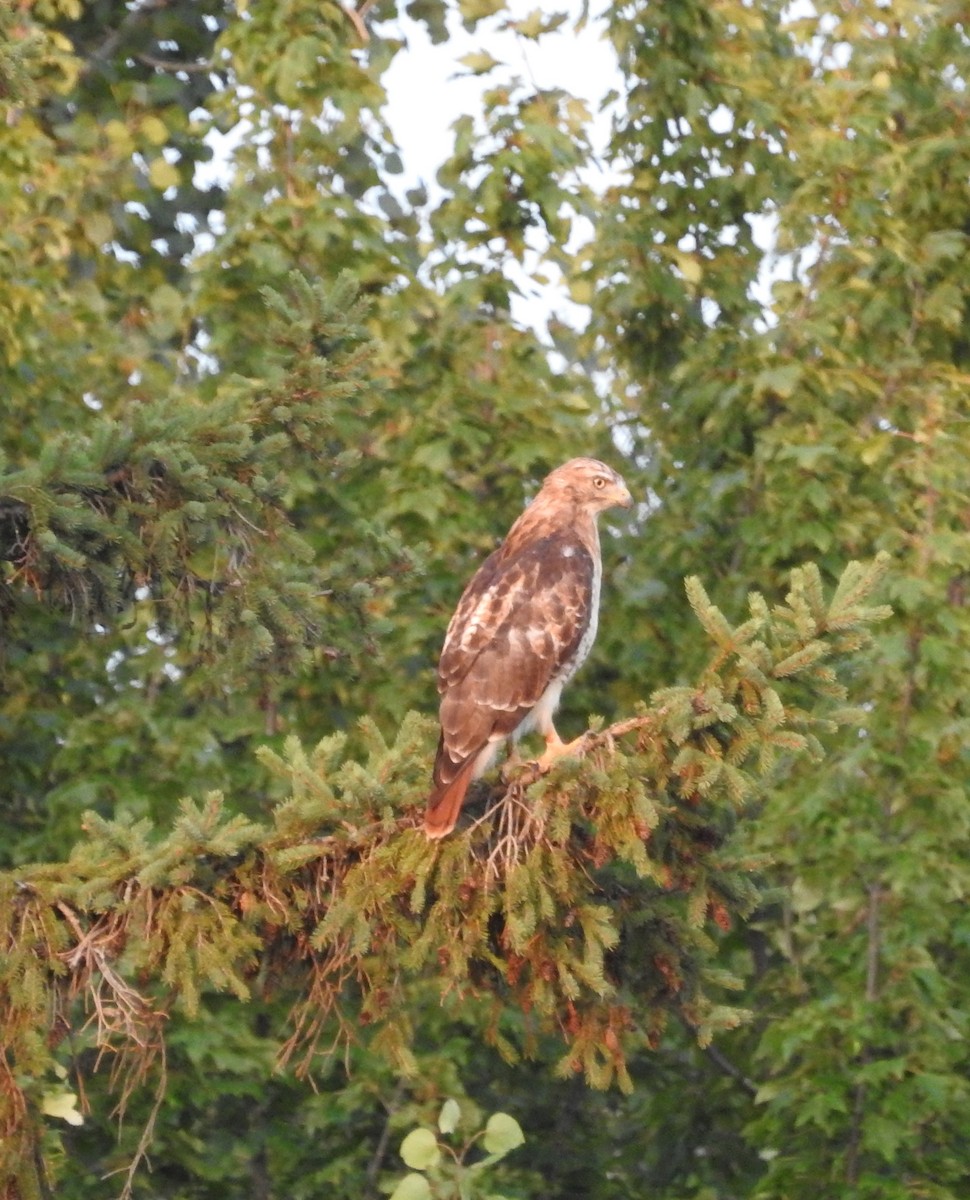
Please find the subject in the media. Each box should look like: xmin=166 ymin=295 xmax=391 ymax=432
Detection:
xmin=614 ymin=483 xmax=634 ymax=510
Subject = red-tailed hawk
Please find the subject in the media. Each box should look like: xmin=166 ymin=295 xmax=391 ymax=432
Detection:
xmin=425 ymin=457 xmax=633 ymax=838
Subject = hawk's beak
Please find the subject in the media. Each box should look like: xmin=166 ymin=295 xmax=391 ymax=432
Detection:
xmin=615 ymin=484 xmax=634 ymax=510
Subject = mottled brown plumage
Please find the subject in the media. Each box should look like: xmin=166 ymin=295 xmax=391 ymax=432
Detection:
xmin=425 ymin=458 xmax=633 ymax=838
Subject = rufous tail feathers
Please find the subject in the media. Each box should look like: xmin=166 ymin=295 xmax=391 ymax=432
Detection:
xmin=424 ymin=754 xmax=479 ymax=839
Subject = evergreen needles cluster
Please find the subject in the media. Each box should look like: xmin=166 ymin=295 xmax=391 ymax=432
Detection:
xmin=0 ymin=555 xmax=889 ymax=1192
xmin=0 ymin=273 xmax=415 ymax=681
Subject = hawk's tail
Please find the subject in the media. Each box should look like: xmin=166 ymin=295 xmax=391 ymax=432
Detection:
xmin=424 ymin=755 xmax=479 ymax=839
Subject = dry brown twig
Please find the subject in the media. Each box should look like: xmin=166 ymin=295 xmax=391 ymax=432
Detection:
xmin=467 ymin=709 xmax=665 ymax=884
xmin=7 ymin=706 xmax=666 ymax=1195
xmin=51 ymin=901 xmax=168 ymax=1200
xmin=342 ymin=0 xmax=376 ymax=41
xmin=476 ymin=782 xmax=544 ymax=885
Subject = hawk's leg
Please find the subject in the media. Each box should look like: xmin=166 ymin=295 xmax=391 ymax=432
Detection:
xmin=500 ymin=742 xmax=526 ymax=782
xmin=534 ymin=728 xmax=590 ymax=774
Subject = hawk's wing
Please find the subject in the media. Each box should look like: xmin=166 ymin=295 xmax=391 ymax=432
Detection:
xmin=433 ymin=532 xmax=595 ymax=788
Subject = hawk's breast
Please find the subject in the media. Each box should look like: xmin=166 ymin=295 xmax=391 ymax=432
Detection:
xmin=550 ymin=536 xmax=602 ymax=687
xmin=437 ymin=524 xmax=603 ymax=755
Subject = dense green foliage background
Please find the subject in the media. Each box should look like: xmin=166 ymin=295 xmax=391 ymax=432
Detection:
xmin=1 ymin=0 xmax=968 ymax=1197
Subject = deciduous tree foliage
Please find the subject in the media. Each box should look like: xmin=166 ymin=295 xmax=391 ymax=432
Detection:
xmin=584 ymin=1 xmax=970 ymax=1196
xmin=1 ymin=0 xmax=967 ymax=1198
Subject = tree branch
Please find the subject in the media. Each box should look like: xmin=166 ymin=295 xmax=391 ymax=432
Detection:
xmin=84 ymin=0 xmax=173 ymax=72
xmin=0 ymin=556 xmax=890 ymax=1193
xmin=675 ymin=1010 xmax=759 ymax=1097
xmin=703 ymin=1043 xmax=760 ymax=1097
xmin=136 ymin=52 xmax=216 ymax=75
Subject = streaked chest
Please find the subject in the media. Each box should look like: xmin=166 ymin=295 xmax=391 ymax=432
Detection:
xmin=556 ymin=536 xmax=602 ymax=685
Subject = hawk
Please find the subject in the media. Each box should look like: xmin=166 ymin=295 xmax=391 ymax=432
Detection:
xmin=424 ymin=457 xmax=633 ymax=838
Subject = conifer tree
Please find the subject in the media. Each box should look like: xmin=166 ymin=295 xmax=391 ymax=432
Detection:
xmin=2 ymin=1 xmax=966 ymax=1198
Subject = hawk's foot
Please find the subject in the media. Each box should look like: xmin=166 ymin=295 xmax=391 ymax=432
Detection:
xmin=533 ymin=731 xmax=591 ymax=775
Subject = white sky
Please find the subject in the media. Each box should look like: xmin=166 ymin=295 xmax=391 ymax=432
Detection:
xmin=380 ymin=1 xmax=622 ymax=334
xmin=382 ymin=0 xmax=621 ymax=193
xmin=198 ymin=1 xmax=819 ymax=331
xmin=377 ymin=2 xmax=796 ymax=332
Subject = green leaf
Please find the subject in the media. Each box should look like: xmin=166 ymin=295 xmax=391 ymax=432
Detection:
xmin=149 ymin=284 xmax=185 ymax=337
xmin=276 ymin=34 xmax=320 ymax=105
xmin=482 ymin=1112 xmax=525 ymax=1156
xmin=752 ymin=364 xmax=803 ymax=399
xmin=389 ymin=1173 xmax=433 ymax=1200
xmin=400 ymin=1128 xmax=441 ymax=1170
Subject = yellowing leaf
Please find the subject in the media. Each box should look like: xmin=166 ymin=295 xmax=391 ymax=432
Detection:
xmin=458 ymin=0 xmax=505 ymax=22
xmin=276 ymin=35 xmax=321 ymax=104
xmin=103 ymin=119 xmax=133 ymax=153
xmin=149 ymin=158 xmax=181 ymax=190
xmin=141 ymin=115 xmax=170 ymax=146
xmin=438 ymin=1098 xmax=461 ymax=1134
xmin=81 ymin=212 xmax=113 ymax=248
xmin=791 ymin=876 xmax=824 ymax=914
xmin=459 ymin=51 xmax=501 ymax=75
xmin=512 ymin=8 xmax=566 ymax=38
xmin=673 ymin=251 xmax=703 ymax=285
xmin=42 ymin=1090 xmax=83 ymax=1127
xmin=569 ymin=277 xmax=595 ymax=305
xmin=859 ymin=434 xmax=891 ymax=466
xmin=565 ymin=97 xmax=591 ymax=127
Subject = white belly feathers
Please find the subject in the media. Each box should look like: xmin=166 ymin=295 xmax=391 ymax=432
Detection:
xmin=514 ymin=538 xmax=602 ymax=742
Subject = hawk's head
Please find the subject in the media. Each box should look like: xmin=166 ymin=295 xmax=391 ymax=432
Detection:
xmin=540 ymin=457 xmax=634 ymax=514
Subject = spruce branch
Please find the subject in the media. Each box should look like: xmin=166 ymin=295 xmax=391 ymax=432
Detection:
xmin=0 ymin=557 xmax=890 ymax=1193
xmin=0 ymin=274 xmax=414 ymax=689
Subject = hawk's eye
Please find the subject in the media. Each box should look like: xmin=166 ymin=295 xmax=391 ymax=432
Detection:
xmin=593 ymin=476 xmax=606 ymax=489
